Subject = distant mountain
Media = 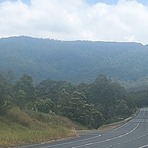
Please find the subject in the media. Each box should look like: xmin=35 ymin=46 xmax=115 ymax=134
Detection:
xmin=0 ymin=36 xmax=148 ymax=83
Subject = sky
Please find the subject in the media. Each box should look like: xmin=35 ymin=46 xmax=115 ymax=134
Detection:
xmin=0 ymin=0 xmax=148 ymax=44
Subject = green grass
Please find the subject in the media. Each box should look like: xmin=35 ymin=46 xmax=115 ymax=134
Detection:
xmin=0 ymin=107 xmax=83 ymax=148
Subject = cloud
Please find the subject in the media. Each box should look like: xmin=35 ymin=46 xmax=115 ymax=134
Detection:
xmin=0 ymin=0 xmax=148 ymax=44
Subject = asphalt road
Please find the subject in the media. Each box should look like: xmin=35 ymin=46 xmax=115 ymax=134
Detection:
xmin=19 ymin=108 xmax=148 ymax=148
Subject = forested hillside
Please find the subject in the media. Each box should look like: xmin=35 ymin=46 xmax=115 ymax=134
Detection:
xmin=1 ymin=36 xmax=148 ymax=83
xmin=0 ymin=71 xmax=136 ymax=129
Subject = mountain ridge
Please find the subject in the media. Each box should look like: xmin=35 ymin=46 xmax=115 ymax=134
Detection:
xmin=1 ymin=36 xmax=148 ymax=83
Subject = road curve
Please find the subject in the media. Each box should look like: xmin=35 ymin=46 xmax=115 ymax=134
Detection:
xmin=18 ymin=108 xmax=148 ymax=148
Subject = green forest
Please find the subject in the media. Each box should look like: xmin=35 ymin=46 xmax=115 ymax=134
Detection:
xmin=1 ymin=71 xmax=146 ymax=129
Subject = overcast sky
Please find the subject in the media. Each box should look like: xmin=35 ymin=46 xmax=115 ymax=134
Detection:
xmin=0 ymin=0 xmax=148 ymax=44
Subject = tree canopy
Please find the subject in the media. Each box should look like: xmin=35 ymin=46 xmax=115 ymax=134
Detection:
xmin=0 ymin=71 xmax=142 ymax=128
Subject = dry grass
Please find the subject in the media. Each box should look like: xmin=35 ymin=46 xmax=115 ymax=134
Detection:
xmin=0 ymin=107 xmax=80 ymax=148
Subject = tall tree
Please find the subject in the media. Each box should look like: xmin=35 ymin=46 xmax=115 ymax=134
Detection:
xmin=0 ymin=71 xmax=14 ymax=113
xmin=58 ymin=90 xmax=104 ymax=128
xmin=87 ymin=74 xmax=134 ymax=121
xmin=36 ymin=79 xmax=75 ymax=103
xmin=14 ymin=74 xmax=36 ymax=108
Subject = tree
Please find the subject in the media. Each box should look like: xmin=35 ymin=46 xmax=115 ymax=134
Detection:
xmin=35 ymin=99 xmax=56 ymax=113
xmin=36 ymin=80 xmax=75 ymax=104
xmin=87 ymin=74 xmax=134 ymax=122
xmin=14 ymin=74 xmax=36 ymax=108
xmin=15 ymin=89 xmax=27 ymax=109
xmin=0 ymin=71 xmax=14 ymax=113
xmin=116 ymin=99 xmax=131 ymax=118
xmin=58 ymin=90 xmax=104 ymax=128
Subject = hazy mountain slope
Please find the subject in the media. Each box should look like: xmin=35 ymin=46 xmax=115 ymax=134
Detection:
xmin=0 ymin=36 xmax=148 ymax=83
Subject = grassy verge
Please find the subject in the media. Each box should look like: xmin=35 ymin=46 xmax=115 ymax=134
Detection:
xmin=0 ymin=107 xmax=82 ymax=148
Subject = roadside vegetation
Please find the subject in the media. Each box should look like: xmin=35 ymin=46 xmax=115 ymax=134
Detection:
xmin=0 ymin=70 xmax=147 ymax=147
xmin=0 ymin=106 xmax=81 ymax=148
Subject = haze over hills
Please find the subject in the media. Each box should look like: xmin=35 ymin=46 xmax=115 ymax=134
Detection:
xmin=1 ymin=36 xmax=148 ymax=83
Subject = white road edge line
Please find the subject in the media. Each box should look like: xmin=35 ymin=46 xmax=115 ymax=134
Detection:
xmin=71 ymin=123 xmax=140 ymax=148
xmin=139 ymin=144 xmax=148 ymax=148
xmin=111 ymin=109 xmax=141 ymax=133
